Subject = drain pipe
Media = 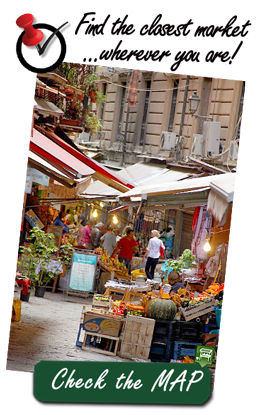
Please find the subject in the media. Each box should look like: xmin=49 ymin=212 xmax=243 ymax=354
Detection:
xmin=179 ymin=75 xmax=190 ymax=138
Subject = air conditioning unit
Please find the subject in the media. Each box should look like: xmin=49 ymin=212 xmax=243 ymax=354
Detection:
xmin=202 ymin=122 xmax=221 ymax=157
xmin=78 ymin=132 xmax=90 ymax=144
xmin=228 ymin=140 xmax=245 ymax=162
xmin=160 ymin=131 xmax=176 ymax=150
xmin=191 ymin=134 xmax=203 ymax=157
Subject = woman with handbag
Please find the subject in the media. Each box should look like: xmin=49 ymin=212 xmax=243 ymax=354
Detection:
xmin=143 ymin=230 xmax=165 ymax=280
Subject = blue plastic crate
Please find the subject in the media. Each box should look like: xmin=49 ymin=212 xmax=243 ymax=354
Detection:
xmin=76 ymin=323 xmax=85 ymax=347
xmin=216 ymin=308 xmax=227 ymax=329
xmin=173 ymin=341 xmax=202 ymax=361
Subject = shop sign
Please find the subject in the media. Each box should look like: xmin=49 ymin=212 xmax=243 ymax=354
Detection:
xmin=24 ymin=209 xmax=44 ymax=229
xmin=69 ymin=252 xmax=98 ymax=293
xmin=25 ymin=176 xmax=33 ymax=194
xmin=27 ymin=168 xmax=50 ymax=187
xmin=34 ymin=361 xmax=211 ymax=404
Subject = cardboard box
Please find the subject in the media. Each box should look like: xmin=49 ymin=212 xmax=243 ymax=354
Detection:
xmin=83 ymin=311 xmax=123 ymax=337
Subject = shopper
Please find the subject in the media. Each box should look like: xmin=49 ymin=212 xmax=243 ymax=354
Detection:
xmin=53 ymin=211 xmax=69 ymax=234
xmin=100 ymin=226 xmax=117 ymax=256
xmin=143 ymin=230 xmax=165 ymax=280
xmin=90 ymin=222 xmax=105 ymax=249
xmin=79 ymin=220 xmax=93 ymax=248
xmin=111 ymin=229 xmax=138 ymax=274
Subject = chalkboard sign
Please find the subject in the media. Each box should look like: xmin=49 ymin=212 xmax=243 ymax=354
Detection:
xmin=69 ymin=251 xmax=98 ymax=293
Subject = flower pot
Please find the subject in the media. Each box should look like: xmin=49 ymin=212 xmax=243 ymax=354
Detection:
xmin=20 ymin=291 xmax=30 ymax=302
xmin=88 ymin=91 xmax=96 ymax=101
xmin=35 ymin=286 xmax=46 ymax=298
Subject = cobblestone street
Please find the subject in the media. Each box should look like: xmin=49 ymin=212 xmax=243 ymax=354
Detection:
xmin=7 ymin=291 xmax=129 ymax=373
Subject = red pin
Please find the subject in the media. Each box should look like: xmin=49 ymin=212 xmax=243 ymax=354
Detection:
xmin=16 ymin=14 xmax=43 ymax=47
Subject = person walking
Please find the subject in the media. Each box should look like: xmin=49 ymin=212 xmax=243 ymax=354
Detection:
xmin=90 ymin=222 xmax=105 ymax=249
xmin=100 ymin=226 xmax=117 ymax=256
xmin=111 ymin=229 xmax=138 ymax=274
xmin=143 ymin=230 xmax=165 ymax=280
xmin=78 ymin=220 xmax=93 ymax=248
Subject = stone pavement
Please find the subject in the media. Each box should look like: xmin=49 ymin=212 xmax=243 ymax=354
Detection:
xmin=6 ymin=290 xmax=130 ymax=373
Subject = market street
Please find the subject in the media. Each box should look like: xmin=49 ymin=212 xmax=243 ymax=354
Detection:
xmin=7 ymin=291 xmax=129 ymax=373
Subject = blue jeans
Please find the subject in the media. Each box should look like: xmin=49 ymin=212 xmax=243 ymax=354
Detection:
xmin=119 ymin=257 xmax=132 ymax=274
xmin=145 ymin=256 xmax=159 ymax=279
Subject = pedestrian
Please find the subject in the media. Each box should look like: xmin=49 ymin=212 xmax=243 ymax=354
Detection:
xmin=78 ymin=220 xmax=93 ymax=248
xmin=65 ymin=209 xmax=72 ymax=225
xmin=143 ymin=230 xmax=165 ymax=280
xmin=100 ymin=226 xmax=117 ymax=256
xmin=53 ymin=211 xmax=69 ymax=234
xmin=90 ymin=222 xmax=105 ymax=249
xmin=111 ymin=229 xmax=138 ymax=274
xmin=79 ymin=207 xmax=87 ymax=227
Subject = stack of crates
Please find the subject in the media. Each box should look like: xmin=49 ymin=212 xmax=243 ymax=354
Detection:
xmin=149 ymin=320 xmax=175 ymax=362
xmin=172 ymin=320 xmax=205 ymax=361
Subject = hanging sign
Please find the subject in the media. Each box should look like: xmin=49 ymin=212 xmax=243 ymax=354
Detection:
xmin=69 ymin=252 xmax=98 ymax=292
xmin=24 ymin=209 xmax=45 ymax=229
xmin=27 ymin=168 xmax=50 ymax=186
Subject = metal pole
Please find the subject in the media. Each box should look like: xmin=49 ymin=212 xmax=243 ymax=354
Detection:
xmin=179 ymin=75 xmax=190 ymax=138
xmin=120 ymin=102 xmax=130 ymax=166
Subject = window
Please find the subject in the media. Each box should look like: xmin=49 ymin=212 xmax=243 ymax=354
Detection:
xmin=140 ymin=80 xmax=151 ymax=145
xmin=116 ymin=82 xmax=126 ymax=140
xmin=100 ymin=83 xmax=107 ymax=122
xmin=168 ymin=79 xmax=179 ymax=132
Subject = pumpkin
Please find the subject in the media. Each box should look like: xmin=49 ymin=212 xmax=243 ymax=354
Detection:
xmin=146 ymin=298 xmax=177 ymax=321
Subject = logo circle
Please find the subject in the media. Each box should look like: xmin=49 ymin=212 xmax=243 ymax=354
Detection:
xmin=21 ymin=29 xmax=61 ymax=69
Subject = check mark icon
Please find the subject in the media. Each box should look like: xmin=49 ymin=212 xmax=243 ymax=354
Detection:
xmin=35 ymin=22 xmax=69 ymax=56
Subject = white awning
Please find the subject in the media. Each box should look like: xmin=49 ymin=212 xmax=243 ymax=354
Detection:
xmin=35 ymin=99 xmax=64 ymax=118
xmin=207 ymin=173 xmax=236 ymax=222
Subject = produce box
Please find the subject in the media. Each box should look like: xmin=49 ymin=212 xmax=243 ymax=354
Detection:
xmin=83 ymin=311 xmax=123 ymax=337
xmin=118 ymin=315 xmax=155 ymax=360
xmin=92 ymin=294 xmax=112 ymax=308
xmin=180 ymin=298 xmax=215 ymax=322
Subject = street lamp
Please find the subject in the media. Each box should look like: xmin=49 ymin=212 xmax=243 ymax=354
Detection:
xmin=189 ymin=91 xmax=213 ymax=121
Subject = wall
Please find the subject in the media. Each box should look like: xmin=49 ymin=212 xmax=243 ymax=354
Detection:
xmin=95 ymin=68 xmax=243 ymax=167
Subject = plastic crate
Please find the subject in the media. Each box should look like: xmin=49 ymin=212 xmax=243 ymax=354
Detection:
xmin=216 ymin=308 xmax=227 ymax=329
xmin=174 ymin=321 xmax=205 ymax=342
xmin=173 ymin=341 xmax=202 ymax=361
xmin=149 ymin=320 xmax=175 ymax=362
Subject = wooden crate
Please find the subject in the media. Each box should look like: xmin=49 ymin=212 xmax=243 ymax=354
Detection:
xmin=92 ymin=294 xmax=112 ymax=309
xmin=118 ymin=315 xmax=155 ymax=360
xmin=82 ymin=331 xmax=119 ymax=356
xmin=180 ymin=298 xmax=215 ymax=322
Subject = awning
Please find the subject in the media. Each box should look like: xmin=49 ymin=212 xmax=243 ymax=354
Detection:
xmin=35 ymin=99 xmax=64 ymax=118
xmin=207 ymin=173 xmax=236 ymax=222
xmin=33 ymin=127 xmax=134 ymax=192
xmin=80 ymin=162 xmax=190 ymax=199
xmin=119 ymin=174 xmax=216 ymax=201
xmin=30 ymin=128 xmax=95 ymax=180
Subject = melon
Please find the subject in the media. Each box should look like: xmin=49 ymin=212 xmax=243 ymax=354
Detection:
xmin=146 ymin=299 xmax=177 ymax=321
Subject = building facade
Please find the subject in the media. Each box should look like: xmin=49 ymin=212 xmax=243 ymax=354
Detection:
xmin=93 ymin=67 xmax=244 ymax=168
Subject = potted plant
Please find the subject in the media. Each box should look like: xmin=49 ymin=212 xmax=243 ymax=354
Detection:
xmin=58 ymin=243 xmax=74 ymax=276
xmin=18 ymin=227 xmax=60 ymax=298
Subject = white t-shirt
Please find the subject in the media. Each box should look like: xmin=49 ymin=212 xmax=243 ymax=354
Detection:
xmin=147 ymin=237 xmax=164 ymax=259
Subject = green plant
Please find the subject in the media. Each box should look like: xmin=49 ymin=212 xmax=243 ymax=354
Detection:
xmin=165 ymin=249 xmax=195 ymax=273
xmin=18 ymin=227 xmax=59 ymax=289
xmin=59 ymin=243 xmax=74 ymax=264
xmin=59 ymin=64 xmax=106 ymax=130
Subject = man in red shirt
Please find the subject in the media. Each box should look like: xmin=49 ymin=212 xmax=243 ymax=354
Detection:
xmin=111 ymin=229 xmax=138 ymax=274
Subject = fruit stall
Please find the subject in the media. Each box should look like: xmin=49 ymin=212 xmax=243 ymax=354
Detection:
xmin=76 ymin=253 xmax=223 ymax=376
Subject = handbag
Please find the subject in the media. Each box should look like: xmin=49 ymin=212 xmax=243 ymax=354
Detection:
xmin=159 ymin=245 xmax=165 ymax=258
